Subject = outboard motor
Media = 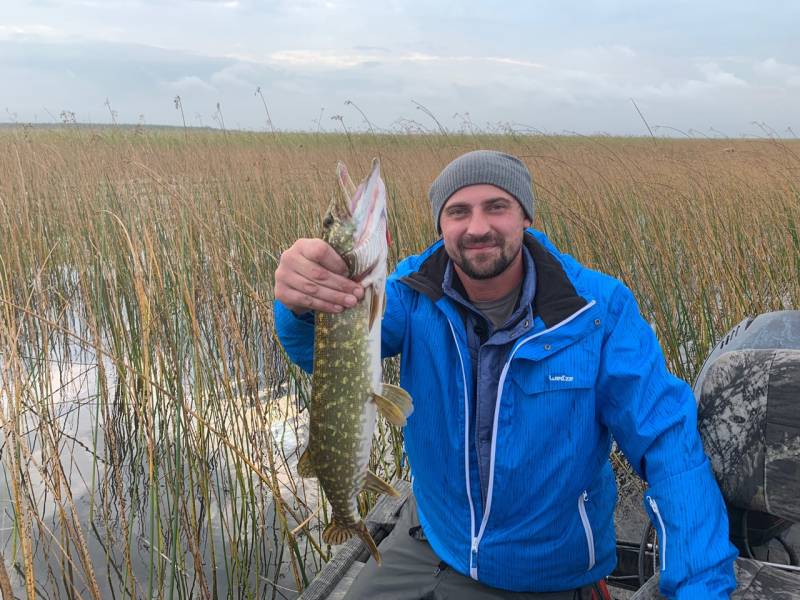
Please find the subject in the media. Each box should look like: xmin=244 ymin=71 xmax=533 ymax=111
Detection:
xmin=630 ymin=312 xmax=800 ymax=599
xmin=694 ymin=311 xmax=800 ymax=554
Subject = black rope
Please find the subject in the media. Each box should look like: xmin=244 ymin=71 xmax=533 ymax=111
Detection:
xmin=741 ymin=509 xmax=755 ymax=559
xmin=638 ymin=522 xmax=654 ymax=587
xmin=776 ymin=534 xmax=799 ymax=566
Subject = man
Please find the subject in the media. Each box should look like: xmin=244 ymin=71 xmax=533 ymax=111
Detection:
xmin=274 ymin=151 xmax=738 ymax=599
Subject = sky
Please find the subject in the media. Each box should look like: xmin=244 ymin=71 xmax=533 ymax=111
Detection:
xmin=1 ymin=0 xmax=799 ymax=136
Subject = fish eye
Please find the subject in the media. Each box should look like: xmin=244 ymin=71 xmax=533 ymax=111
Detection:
xmin=322 ymin=214 xmax=334 ymax=228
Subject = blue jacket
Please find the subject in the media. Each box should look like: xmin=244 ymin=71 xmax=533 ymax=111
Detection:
xmin=442 ymin=244 xmax=539 ymax=510
xmin=275 ymin=230 xmax=738 ymax=598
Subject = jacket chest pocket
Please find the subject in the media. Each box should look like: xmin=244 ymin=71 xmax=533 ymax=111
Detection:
xmin=491 ymin=338 xmax=602 ymax=490
xmin=509 ymin=336 xmax=600 ymax=397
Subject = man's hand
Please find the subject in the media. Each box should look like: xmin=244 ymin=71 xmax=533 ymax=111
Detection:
xmin=274 ymin=238 xmax=364 ymax=314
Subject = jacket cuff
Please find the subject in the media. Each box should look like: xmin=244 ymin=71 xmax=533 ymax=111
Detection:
xmin=274 ymin=300 xmax=315 ymax=373
xmin=274 ymin=300 xmax=314 ymax=324
xmin=673 ymin=579 xmax=734 ymax=600
xmin=644 ymin=459 xmax=738 ymax=599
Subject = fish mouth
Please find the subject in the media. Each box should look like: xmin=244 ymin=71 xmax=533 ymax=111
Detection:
xmin=337 ymin=158 xmax=386 ymax=247
xmin=327 ymin=158 xmax=388 ymax=279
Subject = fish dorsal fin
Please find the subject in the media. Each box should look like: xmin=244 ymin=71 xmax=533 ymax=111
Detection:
xmin=364 ymin=470 xmax=400 ymax=497
xmin=297 ymin=447 xmax=315 ymax=478
xmin=372 ymin=383 xmax=414 ymax=427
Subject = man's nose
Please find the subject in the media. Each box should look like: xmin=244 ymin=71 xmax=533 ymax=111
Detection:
xmin=465 ymin=211 xmax=491 ymax=236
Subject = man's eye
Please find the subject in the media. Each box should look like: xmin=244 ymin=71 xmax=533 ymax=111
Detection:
xmin=447 ymin=208 xmax=468 ymax=217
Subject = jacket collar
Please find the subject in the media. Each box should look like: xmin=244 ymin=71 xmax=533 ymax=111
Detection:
xmin=400 ymin=231 xmax=588 ymax=329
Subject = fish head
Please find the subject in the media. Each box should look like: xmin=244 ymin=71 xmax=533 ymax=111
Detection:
xmin=321 ymin=191 xmax=358 ymax=258
xmin=322 ymin=158 xmax=388 ymax=278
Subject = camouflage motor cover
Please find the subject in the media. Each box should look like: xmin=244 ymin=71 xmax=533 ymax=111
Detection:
xmin=694 ymin=311 xmax=800 ymax=523
xmin=629 ymin=558 xmax=800 ymax=599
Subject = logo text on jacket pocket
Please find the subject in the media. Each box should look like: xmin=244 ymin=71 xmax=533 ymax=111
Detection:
xmin=548 ymin=374 xmax=574 ymax=382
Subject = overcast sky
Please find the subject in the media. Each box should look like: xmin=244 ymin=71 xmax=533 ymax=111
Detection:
xmin=2 ymin=0 xmax=799 ymax=136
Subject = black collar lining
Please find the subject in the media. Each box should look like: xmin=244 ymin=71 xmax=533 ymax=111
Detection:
xmin=400 ymin=233 xmax=588 ymax=328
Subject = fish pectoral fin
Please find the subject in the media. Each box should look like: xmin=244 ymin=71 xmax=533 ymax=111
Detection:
xmin=372 ymin=383 xmax=414 ymax=426
xmin=368 ymin=286 xmax=382 ymax=330
xmin=297 ymin=447 xmax=315 ymax=478
xmin=382 ymin=383 xmax=413 ymax=415
xmin=323 ymin=519 xmax=382 ymax=565
xmin=364 ymin=470 xmax=400 ymax=497
xmin=372 ymin=392 xmax=405 ymax=426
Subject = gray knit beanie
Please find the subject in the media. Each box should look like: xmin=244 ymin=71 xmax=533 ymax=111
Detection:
xmin=428 ymin=150 xmax=535 ymax=232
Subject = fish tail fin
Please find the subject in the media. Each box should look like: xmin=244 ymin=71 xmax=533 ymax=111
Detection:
xmin=355 ymin=521 xmax=382 ymax=566
xmin=322 ymin=519 xmax=382 ymax=565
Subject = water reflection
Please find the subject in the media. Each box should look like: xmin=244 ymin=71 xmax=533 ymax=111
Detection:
xmin=0 ymin=345 xmax=311 ymax=599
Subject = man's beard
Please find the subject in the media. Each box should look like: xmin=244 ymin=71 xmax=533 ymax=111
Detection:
xmin=452 ymin=233 xmax=518 ymax=280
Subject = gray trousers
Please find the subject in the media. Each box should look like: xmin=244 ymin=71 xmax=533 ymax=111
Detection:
xmin=343 ymin=496 xmax=606 ymax=600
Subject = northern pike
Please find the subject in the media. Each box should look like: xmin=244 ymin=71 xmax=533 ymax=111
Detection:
xmin=298 ymin=158 xmax=413 ymax=564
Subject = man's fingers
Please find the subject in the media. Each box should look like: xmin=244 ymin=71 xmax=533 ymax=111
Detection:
xmin=279 ymin=270 xmax=361 ymax=312
xmin=301 ymin=239 xmax=349 ymax=277
xmin=284 ymin=242 xmax=362 ymax=296
xmin=274 ymin=238 xmax=364 ymax=314
xmin=278 ymin=286 xmax=350 ymax=315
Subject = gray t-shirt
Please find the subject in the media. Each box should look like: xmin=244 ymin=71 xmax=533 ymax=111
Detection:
xmin=471 ymin=283 xmax=523 ymax=330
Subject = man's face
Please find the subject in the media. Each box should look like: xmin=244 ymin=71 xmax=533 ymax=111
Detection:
xmin=439 ymin=184 xmax=531 ymax=281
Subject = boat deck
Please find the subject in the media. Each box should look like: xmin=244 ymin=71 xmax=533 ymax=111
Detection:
xmin=298 ymin=480 xmax=800 ymax=600
xmin=298 ymin=480 xmax=413 ymax=600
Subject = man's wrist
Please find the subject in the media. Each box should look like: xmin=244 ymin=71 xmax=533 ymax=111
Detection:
xmin=279 ymin=301 xmax=309 ymax=316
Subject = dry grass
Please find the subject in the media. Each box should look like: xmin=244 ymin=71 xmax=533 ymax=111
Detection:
xmin=0 ymin=126 xmax=798 ymax=598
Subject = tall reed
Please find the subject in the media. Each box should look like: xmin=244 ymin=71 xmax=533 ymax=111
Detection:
xmin=0 ymin=127 xmax=797 ymax=597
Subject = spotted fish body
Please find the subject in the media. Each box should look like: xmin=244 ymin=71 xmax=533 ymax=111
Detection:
xmin=299 ymin=159 xmax=413 ymax=564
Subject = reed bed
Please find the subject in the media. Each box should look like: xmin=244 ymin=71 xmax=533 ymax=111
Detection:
xmin=0 ymin=126 xmax=798 ymax=598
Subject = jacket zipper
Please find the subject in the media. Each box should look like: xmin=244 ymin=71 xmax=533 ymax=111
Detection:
xmin=647 ymin=496 xmax=666 ymax=571
xmin=447 ymin=320 xmax=479 ymax=578
xmin=578 ymin=491 xmax=595 ymax=570
xmin=447 ymin=300 xmax=597 ymax=580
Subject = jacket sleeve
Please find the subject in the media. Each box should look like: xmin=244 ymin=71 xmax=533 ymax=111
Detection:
xmin=273 ymin=274 xmax=410 ymax=372
xmin=380 ymin=276 xmax=410 ymax=359
xmin=274 ymin=301 xmax=315 ymax=373
xmin=596 ymin=284 xmax=738 ymax=599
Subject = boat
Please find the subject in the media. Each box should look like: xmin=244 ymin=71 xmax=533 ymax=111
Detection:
xmin=301 ymin=312 xmax=800 ymax=599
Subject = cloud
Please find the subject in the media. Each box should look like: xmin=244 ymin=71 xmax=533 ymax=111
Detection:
xmin=755 ymin=57 xmax=800 ymax=87
xmin=484 ymin=57 xmax=546 ymax=69
xmin=40 ymin=0 xmax=247 ymax=6
xmin=209 ymin=62 xmax=258 ymax=87
xmin=0 ymin=24 xmax=61 ymax=39
xmin=0 ymin=32 xmax=796 ymax=135
xmin=265 ymin=49 xmax=546 ymax=71
xmin=268 ymin=50 xmax=371 ymax=69
xmin=696 ymin=61 xmax=748 ymax=87
xmin=165 ymin=75 xmax=217 ymax=92
xmin=179 ymin=0 xmax=244 ymax=6
xmin=254 ymin=43 xmax=796 ymax=134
